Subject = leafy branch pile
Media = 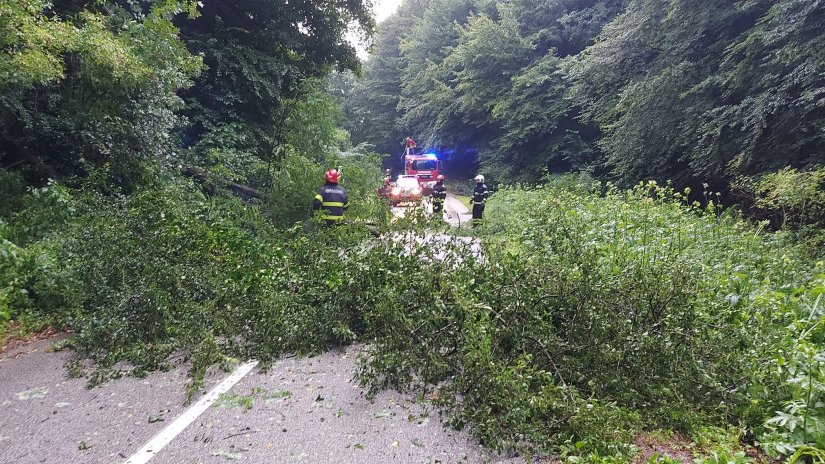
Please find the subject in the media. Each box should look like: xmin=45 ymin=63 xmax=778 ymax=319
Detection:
xmin=0 ymin=153 xmax=385 ymax=381
xmin=357 ymin=179 xmax=825 ymax=460
xmin=3 ymin=165 xmax=824 ymax=460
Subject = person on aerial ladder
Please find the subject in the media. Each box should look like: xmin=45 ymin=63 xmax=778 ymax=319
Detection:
xmin=431 ymin=175 xmax=446 ymax=216
xmin=403 ymin=136 xmax=417 ymax=158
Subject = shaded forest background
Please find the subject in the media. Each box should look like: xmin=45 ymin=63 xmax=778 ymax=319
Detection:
xmin=342 ymin=0 xmax=824 ymax=194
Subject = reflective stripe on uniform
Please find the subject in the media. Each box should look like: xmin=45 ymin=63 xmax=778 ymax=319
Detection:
xmin=322 ymin=201 xmax=345 ymax=207
xmin=321 ymin=215 xmax=344 ymax=221
xmin=314 ymin=194 xmax=323 ymax=201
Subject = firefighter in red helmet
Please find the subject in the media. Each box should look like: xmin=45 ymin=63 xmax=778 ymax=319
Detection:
xmin=313 ymin=169 xmax=349 ymax=225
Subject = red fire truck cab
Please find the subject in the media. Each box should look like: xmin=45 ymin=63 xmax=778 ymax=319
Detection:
xmin=404 ymin=149 xmax=440 ymax=192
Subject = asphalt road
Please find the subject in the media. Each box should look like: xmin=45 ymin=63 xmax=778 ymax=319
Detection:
xmin=391 ymin=194 xmax=472 ymax=228
xmin=1 ymin=340 xmax=525 ymax=463
xmin=0 ymin=337 xmax=223 ymax=464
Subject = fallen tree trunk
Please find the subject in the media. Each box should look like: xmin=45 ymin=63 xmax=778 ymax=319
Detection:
xmin=180 ymin=165 xmax=263 ymax=200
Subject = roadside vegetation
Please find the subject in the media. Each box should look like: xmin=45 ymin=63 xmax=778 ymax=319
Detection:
xmin=343 ymin=0 xmax=824 ymax=191
xmin=2 ymin=0 xmax=825 ymax=463
xmin=357 ymin=176 xmax=825 ymax=462
xmin=4 ymin=170 xmax=824 ymax=462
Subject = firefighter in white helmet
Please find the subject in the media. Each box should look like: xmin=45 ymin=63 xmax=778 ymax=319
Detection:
xmin=471 ymin=174 xmax=488 ymax=227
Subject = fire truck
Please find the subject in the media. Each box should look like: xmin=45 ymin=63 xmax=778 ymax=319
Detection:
xmin=403 ymin=147 xmax=440 ymax=193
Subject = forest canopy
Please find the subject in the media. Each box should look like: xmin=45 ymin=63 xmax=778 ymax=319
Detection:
xmin=1 ymin=0 xmax=373 ymax=191
xmin=344 ymin=0 xmax=825 ymax=188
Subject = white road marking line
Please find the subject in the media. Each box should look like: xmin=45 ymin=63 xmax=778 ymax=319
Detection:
xmin=123 ymin=360 xmax=259 ymax=464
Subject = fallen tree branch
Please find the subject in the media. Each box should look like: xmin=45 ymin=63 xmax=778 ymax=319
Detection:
xmin=180 ymin=165 xmax=263 ymax=200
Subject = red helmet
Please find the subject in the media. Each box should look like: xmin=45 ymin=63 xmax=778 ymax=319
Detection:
xmin=324 ymin=169 xmax=340 ymax=183
xmin=437 ymin=175 xmax=445 ymax=182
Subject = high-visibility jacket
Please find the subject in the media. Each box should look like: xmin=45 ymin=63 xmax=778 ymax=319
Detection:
xmin=471 ymin=182 xmax=489 ymax=206
xmin=431 ymin=183 xmax=446 ymax=203
xmin=313 ymin=182 xmax=349 ymax=223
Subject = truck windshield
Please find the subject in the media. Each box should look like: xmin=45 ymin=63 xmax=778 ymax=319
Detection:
xmin=411 ymin=159 xmax=437 ymax=171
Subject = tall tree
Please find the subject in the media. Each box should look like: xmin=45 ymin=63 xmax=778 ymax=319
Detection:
xmin=0 ymin=0 xmax=201 ymax=188
xmin=343 ymin=13 xmax=411 ymax=157
xmin=176 ymin=0 xmax=374 ymax=168
xmin=397 ymin=0 xmax=494 ymax=147
xmin=510 ymin=0 xmax=627 ymax=57
xmin=348 ymin=0 xmax=622 ymax=181
xmin=571 ymin=0 xmax=825 ymax=187
xmin=348 ymin=0 xmax=824 ymax=187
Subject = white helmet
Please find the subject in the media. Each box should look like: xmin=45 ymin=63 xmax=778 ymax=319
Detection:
xmin=474 ymin=175 xmax=484 ymax=183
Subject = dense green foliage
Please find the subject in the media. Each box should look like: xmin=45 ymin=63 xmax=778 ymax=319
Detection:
xmin=5 ymin=171 xmax=823 ymax=460
xmin=347 ymin=0 xmax=824 ymax=188
xmin=177 ymin=0 xmax=374 ymax=178
xmin=570 ymin=0 xmax=825 ymax=188
xmin=733 ymin=167 xmax=825 ymax=257
xmin=0 ymin=0 xmax=377 ymax=335
xmin=357 ymin=179 xmax=825 ymax=459
xmin=0 ymin=153 xmax=384 ymax=380
xmin=1 ymin=0 xmax=372 ymax=190
xmin=0 ymin=0 xmax=201 ymax=188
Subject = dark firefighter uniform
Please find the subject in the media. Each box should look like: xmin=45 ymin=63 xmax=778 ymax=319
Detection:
xmin=377 ymin=177 xmax=392 ymax=201
xmin=313 ymin=183 xmax=349 ymax=225
xmin=431 ymin=182 xmax=447 ymax=214
xmin=471 ymin=182 xmax=489 ymax=227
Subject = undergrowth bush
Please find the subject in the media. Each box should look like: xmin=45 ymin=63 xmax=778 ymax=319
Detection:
xmin=0 ymin=160 xmax=388 ymax=390
xmin=56 ymin=172 xmax=391 ymax=391
xmin=733 ymin=167 xmax=825 ymax=257
xmin=264 ymin=150 xmax=386 ymax=227
xmin=0 ymin=181 xmax=81 ymax=338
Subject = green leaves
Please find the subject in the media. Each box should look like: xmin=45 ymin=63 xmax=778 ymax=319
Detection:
xmin=352 ymin=0 xmax=823 ymax=190
xmin=357 ymin=177 xmax=824 ymax=456
xmin=0 ymin=0 xmax=202 ymax=189
xmin=0 ymin=0 xmax=76 ymax=87
xmin=4 ymin=163 xmax=822 ymax=459
xmin=734 ymin=167 xmax=825 ymax=231
xmin=347 ymin=0 xmax=622 ymax=182
xmin=177 ymin=0 xmax=374 ymax=163
xmin=571 ymin=0 xmax=825 ymax=186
